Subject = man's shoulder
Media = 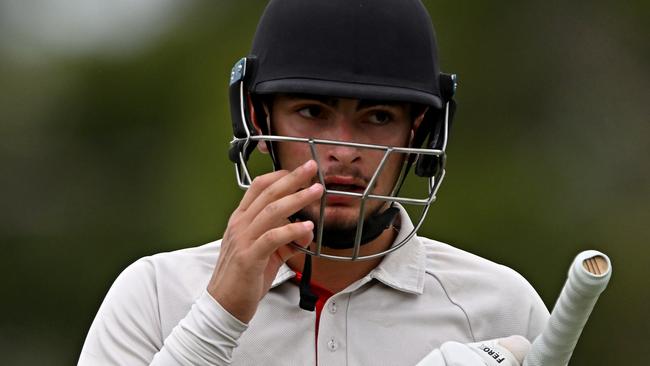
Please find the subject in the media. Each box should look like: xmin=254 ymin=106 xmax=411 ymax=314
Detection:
xmin=113 ymin=240 xmax=224 ymax=291
xmin=417 ymin=237 xmax=549 ymax=340
xmin=417 ymin=236 xmax=537 ymax=296
xmin=143 ymin=239 xmax=222 ymax=265
xmin=115 ymin=240 xmax=225 ymax=331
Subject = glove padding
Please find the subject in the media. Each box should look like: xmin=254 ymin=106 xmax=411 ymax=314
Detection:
xmin=416 ymin=335 xmax=531 ymax=366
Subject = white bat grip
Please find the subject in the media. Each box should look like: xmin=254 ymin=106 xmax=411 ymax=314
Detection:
xmin=523 ymin=250 xmax=611 ymax=366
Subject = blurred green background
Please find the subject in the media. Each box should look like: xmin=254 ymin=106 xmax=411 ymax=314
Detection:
xmin=1 ymin=0 xmax=648 ymax=364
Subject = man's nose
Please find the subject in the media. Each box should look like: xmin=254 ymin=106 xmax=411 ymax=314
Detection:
xmin=325 ymin=119 xmax=361 ymax=164
xmin=327 ymin=143 xmax=361 ymax=164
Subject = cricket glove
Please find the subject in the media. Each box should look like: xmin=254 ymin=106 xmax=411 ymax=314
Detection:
xmin=416 ymin=335 xmax=531 ymax=366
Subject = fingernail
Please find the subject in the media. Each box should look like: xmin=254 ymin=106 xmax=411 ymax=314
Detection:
xmin=309 ymin=183 xmax=322 ymax=192
xmin=302 ymin=160 xmax=315 ymax=169
xmin=302 ymin=221 xmax=314 ymax=230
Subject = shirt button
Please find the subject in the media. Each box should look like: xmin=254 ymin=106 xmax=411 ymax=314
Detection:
xmin=327 ymin=338 xmax=338 ymax=352
xmin=328 ymin=301 xmax=337 ymax=314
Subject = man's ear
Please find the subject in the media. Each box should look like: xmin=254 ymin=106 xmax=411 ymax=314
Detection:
xmin=409 ymin=106 xmax=429 ymax=145
xmin=251 ymin=99 xmax=270 ymax=154
xmin=257 ymin=140 xmax=269 ymax=154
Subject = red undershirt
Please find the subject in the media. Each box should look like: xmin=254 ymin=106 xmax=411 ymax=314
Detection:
xmin=292 ymin=271 xmax=335 ymax=361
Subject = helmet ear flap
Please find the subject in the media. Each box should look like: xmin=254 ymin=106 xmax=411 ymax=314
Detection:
xmin=228 ymin=57 xmax=259 ymax=164
xmin=415 ymin=73 xmax=457 ymax=178
xmin=228 ymin=56 xmax=284 ymax=174
xmin=414 ymin=112 xmax=445 ymax=178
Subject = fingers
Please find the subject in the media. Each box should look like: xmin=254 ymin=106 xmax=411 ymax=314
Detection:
xmin=253 ymin=221 xmax=314 ymax=261
xmin=238 ymin=169 xmax=290 ymax=211
xmin=247 ymin=182 xmax=323 ymax=239
xmin=244 ymin=160 xmax=319 ymax=218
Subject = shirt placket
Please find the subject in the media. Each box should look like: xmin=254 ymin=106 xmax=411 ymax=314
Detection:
xmin=316 ymin=294 xmax=348 ymax=366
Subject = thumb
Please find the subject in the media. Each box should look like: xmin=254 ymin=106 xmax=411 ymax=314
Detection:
xmin=466 ymin=335 xmax=532 ymax=366
xmin=497 ymin=335 xmax=531 ymax=364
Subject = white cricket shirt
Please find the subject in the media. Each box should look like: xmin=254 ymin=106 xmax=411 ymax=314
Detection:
xmin=79 ymin=207 xmax=549 ymax=365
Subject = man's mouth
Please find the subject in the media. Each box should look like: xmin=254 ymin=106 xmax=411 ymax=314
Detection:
xmin=324 ymin=176 xmax=367 ymax=193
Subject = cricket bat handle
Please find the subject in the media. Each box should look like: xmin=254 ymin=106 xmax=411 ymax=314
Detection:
xmin=523 ymin=250 xmax=612 ymax=366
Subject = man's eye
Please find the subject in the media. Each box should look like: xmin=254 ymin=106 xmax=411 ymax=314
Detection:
xmin=367 ymin=111 xmax=392 ymax=125
xmin=297 ymin=106 xmax=323 ymax=119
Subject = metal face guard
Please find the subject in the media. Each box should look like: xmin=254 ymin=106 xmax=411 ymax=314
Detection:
xmin=231 ymin=134 xmax=447 ymax=261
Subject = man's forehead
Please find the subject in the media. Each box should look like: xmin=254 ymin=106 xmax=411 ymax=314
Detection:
xmin=276 ymin=93 xmax=412 ymax=110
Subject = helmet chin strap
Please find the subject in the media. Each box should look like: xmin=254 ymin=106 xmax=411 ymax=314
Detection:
xmin=293 ymin=205 xmax=400 ymax=311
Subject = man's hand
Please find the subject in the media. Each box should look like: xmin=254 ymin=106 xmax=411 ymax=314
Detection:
xmin=207 ymin=160 xmax=324 ymax=324
xmin=416 ymin=335 xmax=532 ymax=366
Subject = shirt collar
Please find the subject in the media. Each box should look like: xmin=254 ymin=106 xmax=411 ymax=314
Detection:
xmin=367 ymin=204 xmax=426 ymax=294
xmin=271 ymin=204 xmax=426 ymax=294
xmin=272 ymin=264 xmax=296 ymax=288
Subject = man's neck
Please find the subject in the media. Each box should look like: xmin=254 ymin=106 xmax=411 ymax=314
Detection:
xmin=286 ymin=226 xmax=397 ymax=293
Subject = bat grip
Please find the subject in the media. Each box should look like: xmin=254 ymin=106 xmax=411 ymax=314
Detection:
xmin=523 ymin=250 xmax=611 ymax=366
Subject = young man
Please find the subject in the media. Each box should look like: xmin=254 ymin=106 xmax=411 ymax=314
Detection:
xmin=80 ymin=1 xmax=549 ymax=365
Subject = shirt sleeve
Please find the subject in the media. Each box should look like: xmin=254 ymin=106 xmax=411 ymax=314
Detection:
xmin=78 ymin=258 xmax=248 ymax=365
xmin=151 ymin=291 xmax=248 ymax=365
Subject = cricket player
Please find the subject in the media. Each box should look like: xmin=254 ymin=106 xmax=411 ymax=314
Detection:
xmin=79 ymin=1 xmax=549 ymax=365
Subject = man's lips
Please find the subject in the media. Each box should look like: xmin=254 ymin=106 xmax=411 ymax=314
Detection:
xmin=323 ymin=176 xmax=367 ymax=193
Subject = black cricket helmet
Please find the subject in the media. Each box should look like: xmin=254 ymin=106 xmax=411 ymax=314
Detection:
xmin=228 ymin=0 xmax=457 ymax=261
